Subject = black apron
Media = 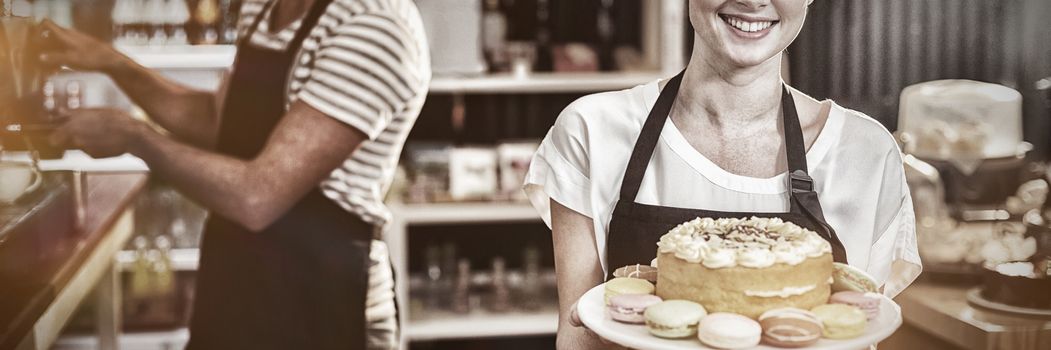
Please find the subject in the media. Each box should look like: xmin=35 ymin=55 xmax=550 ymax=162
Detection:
xmin=187 ymin=0 xmax=374 ymax=348
xmin=605 ymin=72 xmax=848 ymax=279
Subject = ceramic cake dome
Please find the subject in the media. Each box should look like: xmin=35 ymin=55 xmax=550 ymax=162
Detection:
xmin=898 ymin=80 xmax=1024 ymax=160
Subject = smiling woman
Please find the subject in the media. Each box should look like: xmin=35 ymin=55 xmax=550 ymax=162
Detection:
xmin=524 ymin=0 xmax=920 ymax=348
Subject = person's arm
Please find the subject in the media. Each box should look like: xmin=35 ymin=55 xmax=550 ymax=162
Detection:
xmin=52 ymin=101 xmax=365 ymax=231
xmin=550 ymin=199 xmax=612 ymax=350
xmin=38 ymin=20 xmax=220 ymax=148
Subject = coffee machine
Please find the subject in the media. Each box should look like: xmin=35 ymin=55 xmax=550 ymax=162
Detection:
xmin=0 ymin=12 xmax=65 ymax=159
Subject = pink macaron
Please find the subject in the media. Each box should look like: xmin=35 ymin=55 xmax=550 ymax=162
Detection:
xmin=829 ymin=291 xmax=881 ymax=320
xmin=607 ymin=294 xmax=663 ymax=324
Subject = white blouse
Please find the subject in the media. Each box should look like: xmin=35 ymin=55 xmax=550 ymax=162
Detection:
xmin=524 ymin=80 xmax=922 ymax=298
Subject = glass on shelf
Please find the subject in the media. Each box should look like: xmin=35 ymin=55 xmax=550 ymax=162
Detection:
xmin=452 ymin=258 xmax=472 ymax=314
xmin=519 ymin=244 xmax=543 ymax=311
xmin=424 ymin=244 xmax=443 ymax=312
xmin=489 ymin=257 xmax=511 ymax=312
xmin=194 ymin=0 xmax=220 ymax=45
xmin=164 ymin=0 xmax=192 ymax=46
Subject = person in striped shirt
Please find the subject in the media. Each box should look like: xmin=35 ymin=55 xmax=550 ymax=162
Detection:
xmin=39 ymin=0 xmax=429 ymax=348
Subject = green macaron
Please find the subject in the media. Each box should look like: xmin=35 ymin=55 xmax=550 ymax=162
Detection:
xmin=644 ymin=300 xmax=708 ymax=339
xmin=604 ymin=277 xmax=655 ymax=305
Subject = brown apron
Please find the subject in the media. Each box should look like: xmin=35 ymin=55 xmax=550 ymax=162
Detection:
xmin=187 ymin=1 xmax=373 ymax=348
xmin=604 ymin=72 xmax=848 ymax=279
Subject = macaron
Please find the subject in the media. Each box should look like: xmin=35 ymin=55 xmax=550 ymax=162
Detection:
xmin=811 ymin=304 xmax=868 ymax=340
xmin=613 ymin=264 xmax=659 ymax=284
xmin=758 ymin=308 xmax=823 ymax=348
xmin=829 ymin=291 xmax=881 ymax=320
xmin=832 ymin=262 xmax=880 ymax=293
xmin=697 ymin=313 xmax=761 ymax=349
xmin=643 ymin=300 xmax=707 ymax=339
xmin=607 ymin=294 xmax=663 ymax=324
xmin=604 ymin=277 xmax=655 ymax=305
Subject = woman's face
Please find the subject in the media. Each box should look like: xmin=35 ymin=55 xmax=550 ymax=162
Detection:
xmin=690 ymin=0 xmax=810 ymax=68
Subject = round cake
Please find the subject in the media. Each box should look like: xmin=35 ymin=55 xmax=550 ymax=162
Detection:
xmin=655 ymin=217 xmax=834 ymax=319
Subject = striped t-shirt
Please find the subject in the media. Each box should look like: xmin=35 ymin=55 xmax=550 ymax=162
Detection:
xmin=237 ymin=0 xmax=430 ymax=229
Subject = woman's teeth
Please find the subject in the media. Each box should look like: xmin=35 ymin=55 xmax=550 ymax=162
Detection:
xmin=723 ymin=16 xmax=774 ymax=33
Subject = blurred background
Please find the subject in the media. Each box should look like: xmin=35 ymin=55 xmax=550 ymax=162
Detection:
xmin=1 ymin=0 xmax=1050 ymax=349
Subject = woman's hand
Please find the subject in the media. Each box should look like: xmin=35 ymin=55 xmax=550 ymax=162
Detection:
xmin=36 ymin=20 xmax=129 ymax=73
xmin=49 ymin=108 xmax=147 ymax=158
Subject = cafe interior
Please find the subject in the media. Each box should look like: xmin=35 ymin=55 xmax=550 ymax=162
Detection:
xmin=1 ymin=0 xmax=1050 ymax=349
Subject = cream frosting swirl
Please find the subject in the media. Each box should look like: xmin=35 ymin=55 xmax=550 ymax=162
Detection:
xmin=656 ymin=217 xmax=832 ymax=269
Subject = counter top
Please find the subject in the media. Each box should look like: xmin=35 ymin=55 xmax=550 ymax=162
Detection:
xmin=0 ymin=172 xmax=148 ymax=349
xmin=897 ymin=281 xmax=1051 ymax=350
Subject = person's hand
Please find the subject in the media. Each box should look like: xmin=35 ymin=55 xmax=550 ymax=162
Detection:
xmin=562 ymin=300 xmax=627 ymax=349
xmin=49 ymin=108 xmax=147 ymax=158
xmin=36 ymin=20 xmax=128 ymax=73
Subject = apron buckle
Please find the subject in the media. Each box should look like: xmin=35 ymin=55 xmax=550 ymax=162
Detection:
xmin=790 ymin=170 xmax=814 ymax=193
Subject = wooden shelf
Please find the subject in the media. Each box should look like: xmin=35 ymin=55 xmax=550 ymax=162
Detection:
xmin=116 ymin=202 xmax=541 ymax=272
xmin=54 ymin=309 xmax=558 ymax=348
xmin=54 ymin=328 xmax=189 ymax=350
xmin=118 ymin=44 xmax=236 ymax=70
xmin=389 ymin=202 xmax=541 ymax=225
xmin=117 ymin=45 xmax=662 ymax=93
xmin=428 ymin=72 xmax=664 ymax=94
xmin=407 ymin=310 xmax=559 ymax=341
xmin=117 ymin=248 xmax=199 ymax=271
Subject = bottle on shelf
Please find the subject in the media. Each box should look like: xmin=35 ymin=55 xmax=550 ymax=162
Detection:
xmin=219 ymin=0 xmax=240 ymax=44
xmin=424 ymin=245 xmax=443 ymax=312
xmin=146 ymin=0 xmax=168 ymax=46
xmin=194 ymin=0 xmax=220 ymax=45
xmin=151 ymin=235 xmax=175 ymax=293
xmin=490 ymin=257 xmax=511 ymax=312
xmin=64 ymin=80 xmax=81 ymax=110
xmin=596 ymin=0 xmax=616 ymax=71
xmin=481 ymin=0 xmax=508 ymax=72
xmin=41 ymin=80 xmax=56 ymax=113
xmin=440 ymin=242 xmax=458 ymax=307
xmin=111 ymin=0 xmax=145 ymax=45
xmin=533 ymin=0 xmax=553 ymax=72
xmin=520 ymin=245 xmax=543 ymax=311
xmin=165 ymin=0 xmax=191 ymax=45
xmin=129 ymin=235 xmax=152 ymax=298
xmin=452 ymin=258 xmax=472 ymax=314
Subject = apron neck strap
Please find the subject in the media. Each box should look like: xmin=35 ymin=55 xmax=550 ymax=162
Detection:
xmin=618 ymin=71 xmax=685 ymax=202
xmin=617 ymin=72 xmax=814 ymax=202
xmin=238 ymin=0 xmax=333 ymax=53
xmin=780 ymin=86 xmax=816 ymax=195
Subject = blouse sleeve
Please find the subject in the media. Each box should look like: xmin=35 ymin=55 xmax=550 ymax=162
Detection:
xmin=867 ymin=149 xmax=922 ymax=298
xmin=523 ymin=105 xmax=594 ymax=227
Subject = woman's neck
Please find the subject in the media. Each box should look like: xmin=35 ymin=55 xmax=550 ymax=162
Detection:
xmin=674 ymin=44 xmax=785 ymax=128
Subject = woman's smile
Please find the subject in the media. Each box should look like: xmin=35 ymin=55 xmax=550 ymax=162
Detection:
xmin=718 ymin=13 xmax=779 ymax=40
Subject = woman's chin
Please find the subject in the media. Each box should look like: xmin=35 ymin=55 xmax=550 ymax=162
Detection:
xmin=720 ymin=50 xmax=779 ymax=69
